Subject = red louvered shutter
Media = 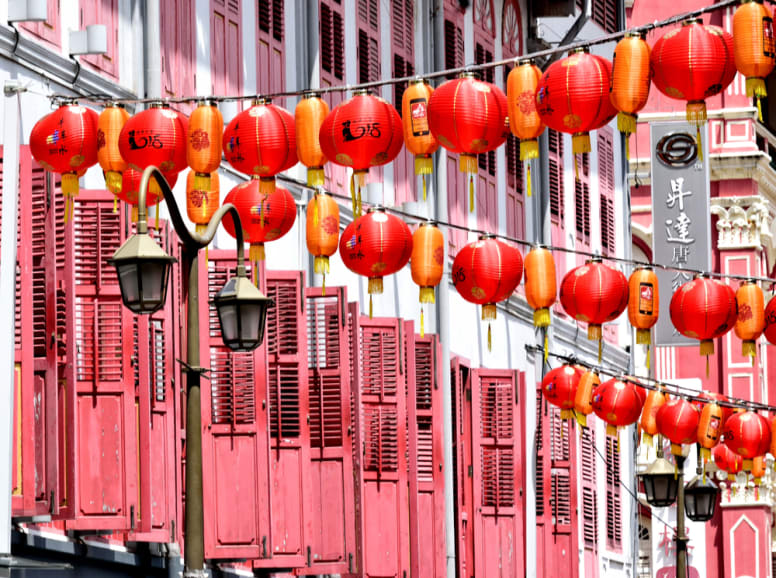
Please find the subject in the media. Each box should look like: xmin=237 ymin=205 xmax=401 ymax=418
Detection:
xmin=320 ymin=0 xmax=347 ymax=195
xmin=20 ymin=0 xmax=61 ymax=47
xmin=472 ymin=369 xmax=525 ymax=578
xmin=162 ymin=0 xmax=196 ymax=113
xmin=589 ymin=0 xmax=618 ymax=33
xmin=407 ymin=334 xmax=446 ymax=578
xmin=65 ymin=189 xmax=137 ymax=531
xmin=357 ymin=0 xmax=380 ymax=84
xmin=257 ymin=0 xmax=285 ymax=94
xmin=445 ymin=0 xmax=466 ymax=254
xmin=202 ymin=250 xmax=271 ymax=560
xmin=258 ymin=271 xmax=311 ymax=569
xmin=353 ymin=316 xmax=410 ymax=577
xmin=298 ymin=286 xmax=356 ymax=575
xmin=581 ymin=427 xmax=600 ymax=578
xmin=598 ymin=128 xmax=616 ymax=257
xmin=211 ymin=0 xmax=242 ymax=100
xmin=473 ymin=9 xmax=497 ymax=235
xmin=80 ymin=0 xmax=118 ymax=78
xmin=391 ymin=0 xmax=416 ymax=206
xmin=548 ymin=129 xmax=566 ymax=314
xmin=605 ymin=435 xmax=622 ymax=552
xmin=450 ymin=356 xmax=475 ymax=578
xmin=574 ymin=151 xmax=591 ymax=265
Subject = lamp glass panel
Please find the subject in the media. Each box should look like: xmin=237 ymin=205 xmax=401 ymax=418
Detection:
xmin=218 ymin=303 xmax=239 ymax=343
xmin=140 ymin=261 xmax=167 ymax=305
xmin=239 ymin=303 xmax=261 ymax=341
xmin=117 ymin=263 xmax=141 ymax=304
xmin=647 ymin=474 xmax=678 ymax=507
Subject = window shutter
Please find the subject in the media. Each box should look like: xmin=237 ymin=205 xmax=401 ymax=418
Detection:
xmin=447 ymin=154 xmax=467 ymax=254
xmin=391 ymin=0 xmax=416 ymax=205
xmin=320 ymin=0 xmax=347 ymax=195
xmin=581 ymin=427 xmax=598 ymax=549
xmin=605 ymin=435 xmax=622 ymax=551
xmin=535 ymin=389 xmax=546 ymax=519
xmin=444 ymin=0 xmax=464 ymax=77
xmin=591 ymin=0 xmax=618 ymax=34
xmin=211 ymin=0 xmax=242 ymax=98
xmin=598 ymin=128 xmax=616 ymax=256
xmin=257 ymin=0 xmax=285 ymax=94
xmin=505 ymin=134 xmax=525 ymax=240
xmin=357 ymin=0 xmax=380 ymax=84
xmin=548 ymin=130 xmax=564 ymax=224
xmin=574 ymin=152 xmax=591 ymax=249
xmin=20 ymin=0 xmax=61 ymax=47
xmin=80 ymin=0 xmax=118 ymax=78
xmin=162 ymin=0 xmax=195 ymax=113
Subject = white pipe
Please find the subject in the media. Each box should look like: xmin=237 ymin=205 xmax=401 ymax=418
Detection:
xmin=143 ymin=0 xmax=161 ymax=99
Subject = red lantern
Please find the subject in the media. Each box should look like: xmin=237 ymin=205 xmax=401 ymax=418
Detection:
xmin=427 ymin=73 xmax=508 ymax=212
xmin=222 ymin=180 xmax=297 ymax=278
xmin=118 ymin=167 xmax=178 ymax=211
xmin=693 ymin=391 xmax=736 ymax=425
xmin=713 ymin=443 xmax=743 ymax=479
xmin=30 ymin=103 xmax=99 ymax=222
xmin=723 ymin=411 xmax=771 ymax=470
xmin=541 ymin=365 xmax=584 ymax=419
xmin=222 ymin=99 xmax=297 ymax=195
xmin=650 ymin=19 xmax=736 ymax=149
xmin=656 ymin=397 xmax=700 ymax=455
xmin=670 ymin=276 xmax=737 ymax=371
xmin=319 ymin=91 xmax=404 ymax=217
xmin=559 ymin=259 xmax=628 ymax=358
xmin=452 ymin=235 xmax=523 ymax=350
xmin=339 ymin=207 xmax=412 ymax=317
xmin=535 ymin=48 xmax=617 ymax=155
xmin=592 ymin=378 xmax=645 ymax=437
xmin=763 ymin=293 xmax=776 ymax=345
xmin=118 ymin=103 xmax=188 ymax=175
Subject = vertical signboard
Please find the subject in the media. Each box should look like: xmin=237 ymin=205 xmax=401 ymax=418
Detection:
xmin=650 ymin=122 xmax=711 ymax=346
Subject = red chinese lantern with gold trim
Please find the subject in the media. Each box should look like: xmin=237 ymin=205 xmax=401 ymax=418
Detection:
xmin=118 ymin=167 xmax=178 ymax=225
xmin=592 ymin=378 xmax=645 ymax=437
xmin=559 ymin=259 xmax=628 ymax=359
xmin=713 ymin=443 xmax=743 ymax=479
xmin=656 ymin=397 xmax=700 ymax=455
xmin=574 ymin=370 xmax=600 ymax=427
xmin=734 ymin=280 xmax=765 ymax=362
xmin=542 ymin=365 xmax=584 ymax=419
xmin=650 ymin=19 xmax=736 ymax=152
xmin=186 ymin=169 xmax=219 ymax=232
xmin=697 ymin=400 xmax=724 ymax=462
xmin=320 ymin=91 xmax=404 ymax=217
xmin=610 ymin=32 xmax=651 ymax=158
xmin=339 ymin=207 xmax=412 ymax=317
xmin=507 ymin=60 xmax=545 ymax=196
xmin=733 ymin=0 xmax=776 ymax=120
xmin=306 ymin=191 xmax=339 ymax=293
xmin=535 ymin=48 xmax=617 ymax=155
xmin=670 ymin=276 xmax=737 ymax=373
xmin=186 ymin=101 xmax=223 ymax=193
xmin=119 ymin=103 xmax=188 ymax=175
xmin=764 ymin=293 xmax=776 ymax=344
xmin=428 ymin=73 xmax=508 ymax=212
xmin=770 ymin=415 xmax=776 ymax=457
xmin=97 ymin=103 xmax=129 ymax=208
xmin=222 ymin=180 xmax=297 ymax=279
xmin=628 ymin=267 xmax=659 ymax=367
xmin=411 ymin=221 xmax=444 ymax=337
xmin=222 ymin=99 xmax=297 ymax=194
xmin=723 ymin=411 xmax=771 ymax=470
xmin=402 ymin=80 xmax=438 ymax=201
xmin=452 ymin=235 xmax=523 ymax=350
xmin=295 ymin=92 xmax=330 ymax=187
xmin=30 ymin=103 xmax=99 ymax=222
xmin=640 ymin=389 xmax=666 ymax=446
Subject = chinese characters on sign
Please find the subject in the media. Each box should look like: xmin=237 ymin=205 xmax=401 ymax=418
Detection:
xmin=651 ymin=122 xmax=711 ymax=346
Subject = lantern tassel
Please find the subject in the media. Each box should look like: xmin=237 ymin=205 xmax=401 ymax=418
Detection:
xmin=646 ymin=345 xmax=650 ymax=371
xmin=322 ymin=273 xmax=326 ymax=296
xmin=422 ymin=174 xmax=427 ymax=201
xmin=350 ymin=174 xmax=357 ymax=216
xmin=369 ymin=294 xmax=373 ymax=319
xmin=155 ymin=204 xmax=160 ymax=230
xmin=196 ymin=224 xmax=209 ymax=266
xmin=250 ymin=244 xmax=265 ymax=287
xmin=259 ymin=196 xmax=266 ymax=228
xmin=113 ymin=196 xmax=118 ymax=213
xmin=625 ymin=138 xmax=630 ymax=161
xmin=757 ymin=97 xmax=763 ymax=123
xmin=574 ymin=155 xmax=579 ymax=181
xmin=526 ymin=162 xmax=531 ymax=197
xmin=488 ymin=322 xmax=492 ymax=352
xmin=357 ymin=183 xmax=362 ymax=218
xmin=469 ymin=175 xmax=474 ymax=213
xmin=420 ymin=306 xmax=425 ymax=338
xmin=696 ymin=125 xmax=703 ymax=162
xmin=544 ymin=330 xmax=548 ymax=364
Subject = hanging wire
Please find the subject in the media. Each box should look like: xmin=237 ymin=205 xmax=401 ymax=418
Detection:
xmin=48 ymin=0 xmax=742 ymax=106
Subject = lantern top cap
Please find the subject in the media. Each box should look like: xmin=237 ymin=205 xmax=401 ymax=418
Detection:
xmin=741 ymin=0 xmax=762 ymax=4
xmin=366 ymin=205 xmax=385 ymax=214
xmin=585 ymin=256 xmax=603 ymax=264
xmin=302 ymin=91 xmax=322 ymax=99
xmin=458 ymin=71 xmax=480 ymax=80
xmin=150 ymin=101 xmax=169 ymax=109
xmin=196 ymin=99 xmax=219 ymax=107
xmin=570 ymin=46 xmax=589 ymax=54
xmin=252 ymin=97 xmax=271 ymax=106
xmin=624 ymin=31 xmax=645 ymax=39
xmin=518 ymin=58 xmax=534 ymax=66
xmin=683 ymin=17 xmax=702 ymax=26
xmin=478 ymin=233 xmax=497 ymax=240
xmin=409 ymin=78 xmax=428 ymax=86
xmin=353 ymin=89 xmax=371 ymax=96
xmin=634 ymin=265 xmax=653 ymax=271
xmin=419 ymin=219 xmax=438 ymax=227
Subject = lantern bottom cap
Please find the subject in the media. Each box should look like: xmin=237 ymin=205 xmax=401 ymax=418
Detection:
xmin=195 ymin=223 xmax=207 ymax=234
xmin=259 ymin=177 xmax=276 ymax=194
xmin=617 ymin=112 xmax=637 ymax=135
xmin=636 ymin=328 xmax=651 ymax=345
xmin=250 ymin=243 xmax=266 ymax=262
xmin=519 ymin=139 xmax=539 ymax=160
xmin=414 ymin=156 xmax=434 ymax=175
xmin=459 ymin=154 xmax=478 ymax=174
xmin=642 ymin=432 xmax=653 ymax=447
xmin=743 ymin=458 xmax=754 ymax=471
xmin=746 ymin=77 xmax=767 ymax=99
xmin=307 ymin=168 xmax=325 ymax=187
xmin=742 ymin=340 xmax=756 ymax=358
xmin=670 ymin=443 xmax=683 ymax=456
xmin=686 ymin=101 xmax=707 ymax=127
xmin=193 ymin=173 xmax=211 ymax=191
xmin=700 ymin=447 xmax=711 ymax=461
xmin=419 ymin=286 xmax=436 ymax=304
xmin=606 ymin=425 xmax=618 ymax=437
xmin=588 ymin=324 xmax=602 ymax=341
xmin=368 ymin=277 xmax=383 ymax=295
xmin=699 ymin=339 xmax=714 ymax=357
xmin=105 ymin=170 xmax=123 ymax=195
xmin=353 ymin=170 xmax=368 ymax=187
xmin=533 ymin=307 xmax=551 ymax=328
xmin=61 ymin=172 xmax=80 ymax=196
xmin=314 ymin=255 xmax=330 ymax=275
xmin=482 ymin=303 xmax=497 ymax=321
xmin=560 ymin=409 xmax=573 ymax=420
xmin=572 ymin=133 xmax=591 ymax=154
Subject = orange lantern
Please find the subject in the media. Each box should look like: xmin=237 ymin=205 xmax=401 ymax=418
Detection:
xmin=186 ymin=169 xmax=220 ymax=232
xmin=411 ymin=221 xmax=444 ymax=337
xmin=734 ymin=280 xmax=765 ymax=362
xmin=628 ymin=267 xmax=659 ymax=367
xmin=524 ymin=245 xmax=556 ymax=359
xmin=640 ymin=389 xmax=666 ymax=446
xmin=186 ymin=101 xmax=223 ymax=192
xmin=574 ymin=370 xmax=600 ymax=427
xmin=697 ymin=400 xmax=724 ymax=461
xmin=295 ymin=92 xmax=330 ymax=187
xmin=402 ymin=80 xmax=439 ymax=201
xmin=97 ymin=103 xmax=130 ymax=206
xmin=610 ymin=32 xmax=651 ymax=158
xmin=752 ymin=455 xmax=766 ymax=483
xmin=306 ymin=191 xmax=340 ymax=293
xmin=656 ymin=397 xmax=700 ymax=455
xmin=507 ymin=60 xmax=545 ymax=196
xmin=733 ymin=0 xmax=776 ymax=120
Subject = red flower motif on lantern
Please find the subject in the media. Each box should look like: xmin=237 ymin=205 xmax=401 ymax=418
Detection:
xmin=433 ymin=246 xmax=444 ymax=265
xmin=321 ymin=215 xmax=338 ymax=235
xmin=189 ymin=128 xmax=211 ymax=151
xmin=739 ymin=303 xmax=753 ymax=322
xmin=96 ymin=129 xmax=106 ymax=150
xmin=517 ymin=91 xmax=536 ymax=114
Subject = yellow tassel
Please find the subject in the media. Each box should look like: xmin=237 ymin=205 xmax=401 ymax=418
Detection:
xmin=625 ymin=138 xmax=630 ymax=161
xmin=575 ymin=412 xmax=586 ymax=427
xmin=488 ymin=322 xmax=492 ymax=352
xmin=544 ymin=331 xmax=548 ymax=364
xmin=469 ymin=175 xmax=474 ymax=213
xmin=422 ymin=174 xmax=427 ymax=201
xmin=420 ymin=306 xmax=425 ymax=338
xmin=526 ymin=162 xmax=531 ymax=197
xmin=193 ymin=173 xmax=211 ymax=191
xmin=646 ymin=345 xmax=650 ymax=371
xmin=369 ymin=294 xmax=373 ymax=319
xmin=706 ymin=355 xmax=709 ymax=378
xmin=307 ymin=168 xmax=325 ymax=187
xmin=259 ymin=196 xmax=266 ymax=228
xmin=574 ymin=155 xmax=579 ymax=181
xmin=113 ymin=196 xmax=118 ymax=213
xmin=757 ymin=97 xmax=763 ymax=122
xmin=598 ymin=338 xmax=602 ymax=363
xmin=155 ymin=205 xmax=160 ymax=229
xmin=696 ymin=125 xmax=703 ymax=162
xmin=350 ymin=174 xmax=357 ymax=215
xmin=322 ymin=273 xmax=326 ymax=296
xmin=259 ymin=177 xmax=275 ymax=195
xmin=674 ymin=462 xmax=678 ymax=480
xmin=606 ymin=424 xmax=617 ymax=437
xmin=357 ymin=183 xmax=362 ymax=217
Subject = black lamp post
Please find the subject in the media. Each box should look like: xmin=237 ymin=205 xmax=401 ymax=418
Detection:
xmin=109 ymin=166 xmax=272 ymax=577
xmin=684 ymin=469 xmax=719 ymax=522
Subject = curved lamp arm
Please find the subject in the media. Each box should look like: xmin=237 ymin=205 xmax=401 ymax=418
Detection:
xmin=137 ymin=165 xmax=246 ymax=272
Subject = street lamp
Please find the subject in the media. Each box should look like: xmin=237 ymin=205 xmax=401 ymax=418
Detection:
xmin=109 ymin=166 xmax=272 ymax=577
xmin=684 ymin=470 xmax=719 ymax=522
xmin=639 ymin=452 xmax=679 ymax=508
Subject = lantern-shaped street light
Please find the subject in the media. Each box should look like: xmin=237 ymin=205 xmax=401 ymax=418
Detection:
xmin=684 ymin=473 xmax=719 ymax=522
xmin=638 ymin=452 xmax=679 ymax=508
xmin=109 ymin=166 xmax=272 ymax=576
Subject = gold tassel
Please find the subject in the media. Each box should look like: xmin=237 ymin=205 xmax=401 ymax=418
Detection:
xmin=350 ymin=173 xmax=357 ymax=215
xmin=526 ymin=162 xmax=531 ymax=197
xmin=155 ymin=205 xmax=160 ymax=230
xmin=422 ymin=174 xmax=427 ymax=201
xmin=696 ymin=125 xmax=703 ymax=162
xmin=598 ymin=337 xmax=602 ymax=363
xmin=469 ymin=175 xmax=474 ymax=213
xmin=544 ymin=331 xmax=548 ymax=364
xmin=646 ymin=345 xmax=650 ymax=371
xmin=357 ymin=183 xmax=362 ymax=217
xmin=420 ymin=306 xmax=425 ymax=338
xmin=574 ymin=155 xmax=579 ymax=181
xmin=706 ymin=355 xmax=709 ymax=378
xmin=113 ymin=196 xmax=118 ymax=213
xmin=369 ymin=294 xmax=373 ymax=319
xmin=259 ymin=196 xmax=266 ymax=228
xmin=322 ymin=273 xmax=326 ymax=296
xmin=757 ymin=97 xmax=763 ymax=122
xmin=625 ymin=138 xmax=630 ymax=161
xmin=488 ymin=322 xmax=492 ymax=352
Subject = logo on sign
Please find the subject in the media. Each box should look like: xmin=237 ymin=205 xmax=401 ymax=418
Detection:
xmin=640 ymin=285 xmax=652 ymax=301
xmin=411 ymin=101 xmax=426 ymax=119
xmin=656 ymin=132 xmax=697 ymax=168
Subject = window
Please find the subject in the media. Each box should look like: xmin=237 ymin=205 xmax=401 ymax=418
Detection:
xmin=211 ymin=0 xmax=242 ymax=100
xmin=445 ymin=0 xmax=466 ymax=251
xmin=257 ymin=0 xmax=285 ymax=94
xmin=80 ymin=0 xmax=118 ymax=78
xmin=503 ymin=0 xmax=524 ymax=242
xmin=575 ymin=152 xmax=591 ymax=247
xmin=392 ymin=0 xmax=416 ymax=205
xmin=357 ymin=0 xmax=380 ymax=84
xmin=20 ymin=0 xmax=60 ymax=47
xmin=577 ymin=0 xmax=618 ymax=34
xmin=162 ymin=0 xmax=196 ymax=112
xmin=474 ymin=8 xmax=497 ymax=234
xmin=444 ymin=0 xmax=464 ymax=78
xmin=598 ymin=128 xmax=616 ymax=256
xmin=581 ymin=427 xmax=598 ymax=550
xmin=320 ymin=0 xmax=345 ymax=85
xmin=605 ymin=435 xmax=622 ymax=551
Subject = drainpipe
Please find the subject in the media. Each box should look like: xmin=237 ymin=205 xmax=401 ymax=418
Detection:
xmin=143 ymin=0 xmax=161 ymax=99
xmin=541 ymin=0 xmax=591 ymax=67
xmin=430 ymin=1 xmax=457 ymax=576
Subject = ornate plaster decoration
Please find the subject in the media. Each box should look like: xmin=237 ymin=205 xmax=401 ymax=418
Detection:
xmin=710 ymin=196 xmax=774 ymax=254
xmin=716 ymin=456 xmax=776 ymax=509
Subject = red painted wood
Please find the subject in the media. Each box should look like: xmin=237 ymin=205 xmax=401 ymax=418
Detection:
xmin=162 ymin=0 xmax=196 ymax=113
xmin=404 ymin=323 xmax=420 ymax=578
xmin=581 ymin=427 xmax=599 ymax=578
xmin=66 ymin=190 xmax=137 ymax=531
xmin=598 ymin=128 xmax=615 ymax=257
xmin=211 ymin=0 xmax=242 ymax=98
xmin=295 ymin=286 xmax=357 ymax=575
xmin=202 ymin=250 xmax=271 ymax=560
xmin=574 ymin=148 xmax=591 ymax=266
xmin=347 ymin=301 xmax=367 ymax=575
xmin=722 ymin=505 xmax=771 ymax=578
xmin=257 ymin=0 xmax=285 ymax=94
xmin=319 ymin=0 xmax=347 ymax=196
xmin=472 ymin=368 xmax=525 ymax=578
xmin=447 ymin=153 xmax=467 ymax=255
xmin=79 ymin=0 xmax=118 ymax=79
xmin=391 ymin=0 xmax=416 ymax=206
xmin=20 ymin=0 xmax=61 ymax=48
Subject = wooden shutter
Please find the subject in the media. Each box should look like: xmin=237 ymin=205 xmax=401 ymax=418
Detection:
xmin=261 ymin=271 xmax=311 ymax=568
xmin=66 ymin=189 xmax=137 ymax=531
xmin=20 ymin=0 xmax=61 ymax=47
xmin=575 ymin=151 xmax=591 ymax=262
xmin=505 ymin=134 xmax=525 ymax=240
xmin=161 ymin=0 xmax=195 ymax=113
xmin=320 ymin=0 xmax=347 ymax=195
xmin=591 ymin=0 xmax=618 ymax=34
xmin=581 ymin=427 xmax=600 ymax=578
xmin=392 ymin=0 xmax=416 ymax=205
xmin=298 ymin=286 xmax=356 ymax=575
xmin=407 ymin=334 xmax=447 ymax=577
xmin=202 ymin=250 xmax=271 ymax=560
xmin=473 ymin=25 xmax=497 ymax=234
xmin=548 ymin=129 xmax=566 ymax=309
xmin=211 ymin=0 xmax=242 ymax=97
xmin=605 ymin=435 xmax=622 ymax=551
xmin=353 ymin=316 xmax=410 ymax=577
xmin=79 ymin=0 xmax=118 ymax=78
xmin=447 ymin=154 xmax=467 ymax=254
xmin=598 ymin=128 xmax=616 ymax=257
xmin=357 ymin=0 xmax=380 ymax=84
xmin=257 ymin=0 xmax=285 ymax=94
xmin=444 ymin=0 xmax=464 ymax=78
xmin=472 ymin=369 xmax=525 ymax=578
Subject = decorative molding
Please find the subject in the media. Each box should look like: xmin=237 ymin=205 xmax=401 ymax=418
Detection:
xmin=717 ymin=456 xmax=776 ymax=510
xmin=628 ymin=151 xmax=769 ymax=187
xmin=710 ymin=196 xmax=774 ymax=253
